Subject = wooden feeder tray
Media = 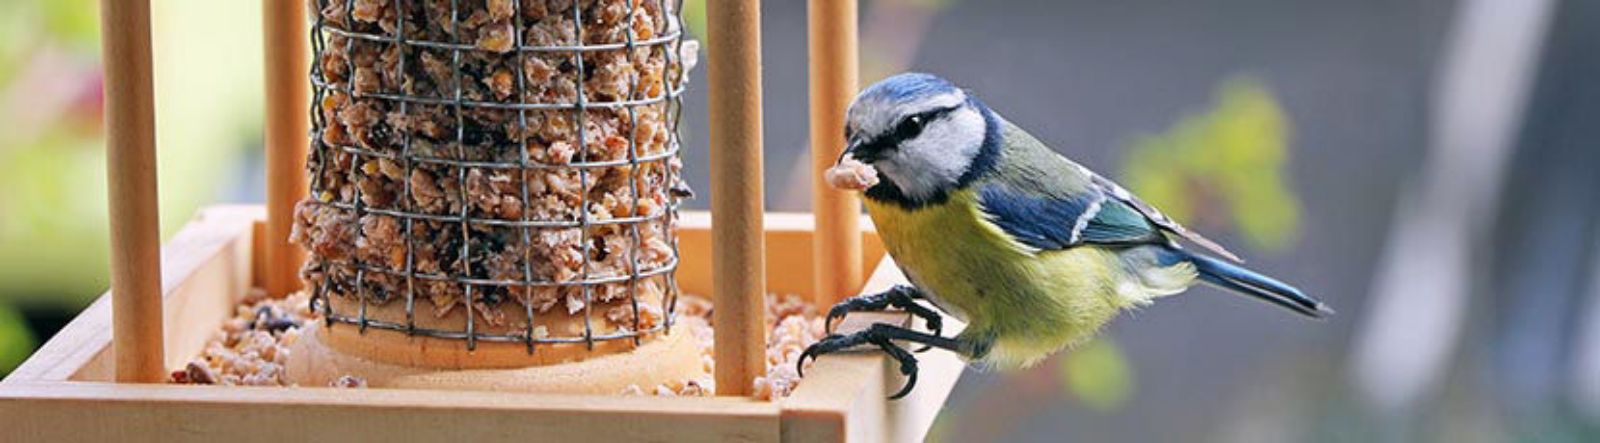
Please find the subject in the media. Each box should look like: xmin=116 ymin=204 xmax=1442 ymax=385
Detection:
xmin=0 ymin=208 xmax=964 ymax=441
xmin=0 ymin=0 xmax=963 ymax=441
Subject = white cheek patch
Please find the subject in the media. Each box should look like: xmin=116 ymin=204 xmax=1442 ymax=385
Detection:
xmin=878 ymin=107 xmax=985 ymax=201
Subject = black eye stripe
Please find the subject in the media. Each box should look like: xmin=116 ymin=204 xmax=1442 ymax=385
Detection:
xmin=906 ymin=105 xmax=959 ymax=130
xmin=880 ymin=105 xmax=961 ymax=145
xmin=849 ymin=105 xmax=962 ymax=162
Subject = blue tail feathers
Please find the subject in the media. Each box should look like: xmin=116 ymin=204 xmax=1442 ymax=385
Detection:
xmin=1185 ymin=251 xmax=1331 ymax=318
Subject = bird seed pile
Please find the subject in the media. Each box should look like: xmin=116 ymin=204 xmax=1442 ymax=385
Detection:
xmin=171 ymin=292 xmax=826 ymax=400
xmin=170 ymin=291 xmax=312 ymax=386
xmin=634 ymin=293 xmax=827 ymax=400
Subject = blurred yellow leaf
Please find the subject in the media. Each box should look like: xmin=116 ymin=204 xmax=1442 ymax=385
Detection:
xmin=681 ymin=0 xmax=705 ymax=40
xmin=42 ymin=0 xmax=100 ymax=49
xmin=1120 ymin=76 xmax=1301 ymax=251
xmin=1059 ymin=338 xmax=1134 ymax=412
xmin=0 ymin=301 xmax=37 ymax=375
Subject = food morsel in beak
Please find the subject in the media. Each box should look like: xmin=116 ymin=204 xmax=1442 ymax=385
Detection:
xmin=825 ymin=156 xmax=879 ymax=191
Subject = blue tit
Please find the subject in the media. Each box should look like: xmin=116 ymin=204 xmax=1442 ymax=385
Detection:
xmin=800 ymin=73 xmax=1330 ymax=399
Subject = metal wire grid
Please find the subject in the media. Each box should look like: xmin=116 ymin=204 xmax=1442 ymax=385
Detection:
xmin=306 ymin=0 xmax=687 ymax=352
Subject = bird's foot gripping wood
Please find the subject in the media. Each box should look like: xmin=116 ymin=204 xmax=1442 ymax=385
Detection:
xmin=823 ymin=285 xmax=943 ymax=352
xmin=798 ymin=323 xmax=972 ymax=399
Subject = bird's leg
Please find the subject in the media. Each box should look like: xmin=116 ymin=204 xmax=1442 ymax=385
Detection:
xmin=798 ymin=323 xmax=978 ymax=399
xmin=824 ymin=285 xmax=944 ymax=351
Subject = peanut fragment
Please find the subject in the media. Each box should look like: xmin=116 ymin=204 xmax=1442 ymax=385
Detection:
xmin=824 ymin=157 xmax=880 ymax=191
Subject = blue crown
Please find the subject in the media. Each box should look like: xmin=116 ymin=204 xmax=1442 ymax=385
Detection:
xmin=859 ymin=72 xmax=959 ymax=103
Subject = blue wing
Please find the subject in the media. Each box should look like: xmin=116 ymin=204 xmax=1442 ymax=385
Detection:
xmin=975 ymin=118 xmax=1244 ymax=261
xmin=976 ymin=182 xmax=1164 ymax=251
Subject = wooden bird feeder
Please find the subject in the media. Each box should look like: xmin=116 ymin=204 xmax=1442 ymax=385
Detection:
xmin=0 ymin=0 xmax=963 ymax=441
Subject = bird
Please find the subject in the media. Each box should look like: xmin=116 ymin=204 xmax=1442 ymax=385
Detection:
xmin=800 ymin=73 xmax=1331 ymax=399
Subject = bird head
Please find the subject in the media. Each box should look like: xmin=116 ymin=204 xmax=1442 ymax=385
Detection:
xmin=842 ymin=73 xmax=996 ymax=205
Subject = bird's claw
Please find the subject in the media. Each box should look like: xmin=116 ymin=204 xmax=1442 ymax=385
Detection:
xmin=912 ymin=310 xmax=943 ymax=353
xmin=823 ymin=286 xmax=945 ymax=350
xmin=798 ymin=326 xmax=922 ymax=400
xmin=796 ymin=334 xmax=842 ymax=377
xmin=823 ymin=303 xmax=853 ymax=334
xmin=884 ymin=343 xmax=921 ymax=400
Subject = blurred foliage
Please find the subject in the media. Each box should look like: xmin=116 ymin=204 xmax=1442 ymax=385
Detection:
xmin=0 ymin=301 xmax=36 ymax=376
xmin=0 ymin=0 xmax=112 ymax=304
xmin=0 ymin=1 xmax=99 ymax=85
xmin=1059 ymin=338 xmax=1134 ymax=412
xmin=680 ymin=0 xmax=704 ymax=40
xmin=0 ymin=0 xmax=263 ymax=307
xmin=1120 ymin=77 xmax=1301 ymax=251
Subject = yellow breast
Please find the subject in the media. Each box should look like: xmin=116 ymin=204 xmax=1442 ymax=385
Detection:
xmin=864 ymin=189 xmax=1125 ymax=368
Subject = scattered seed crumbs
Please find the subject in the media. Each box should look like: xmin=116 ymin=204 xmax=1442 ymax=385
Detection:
xmin=173 ymin=291 xmax=823 ymax=400
xmin=169 ymin=290 xmax=311 ymax=386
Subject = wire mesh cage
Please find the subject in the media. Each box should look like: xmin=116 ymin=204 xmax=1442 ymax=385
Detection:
xmin=296 ymin=0 xmax=691 ymax=354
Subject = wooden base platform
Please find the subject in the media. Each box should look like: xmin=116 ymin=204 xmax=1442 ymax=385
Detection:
xmin=287 ymin=321 xmax=707 ymax=394
xmin=0 ymin=206 xmax=966 ymax=442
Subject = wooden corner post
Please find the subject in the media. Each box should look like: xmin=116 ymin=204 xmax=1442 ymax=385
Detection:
xmin=807 ymin=0 xmax=863 ymax=307
xmin=706 ymin=0 xmax=768 ymax=396
xmin=263 ymin=0 xmax=310 ymax=298
xmin=99 ymin=0 xmax=165 ymax=383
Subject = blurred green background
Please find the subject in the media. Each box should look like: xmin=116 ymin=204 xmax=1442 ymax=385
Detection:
xmin=0 ymin=0 xmax=266 ymax=375
xmin=5 ymin=1 xmax=1600 ymax=442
